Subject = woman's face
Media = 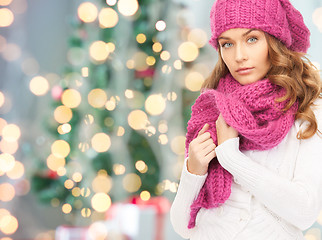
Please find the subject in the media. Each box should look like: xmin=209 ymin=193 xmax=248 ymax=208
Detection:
xmin=218 ymin=28 xmax=271 ymax=85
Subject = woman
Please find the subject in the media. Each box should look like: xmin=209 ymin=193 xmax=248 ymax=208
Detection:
xmin=170 ymin=0 xmax=322 ymax=239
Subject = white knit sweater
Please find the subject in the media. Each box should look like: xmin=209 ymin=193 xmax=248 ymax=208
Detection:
xmin=170 ymin=99 xmax=322 ymax=240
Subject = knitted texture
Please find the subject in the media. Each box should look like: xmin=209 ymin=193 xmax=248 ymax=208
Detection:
xmin=186 ymin=74 xmax=298 ymax=228
xmin=209 ymin=0 xmax=310 ymax=53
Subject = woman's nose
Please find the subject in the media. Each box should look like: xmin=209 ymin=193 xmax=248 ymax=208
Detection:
xmin=235 ymin=44 xmax=248 ymax=62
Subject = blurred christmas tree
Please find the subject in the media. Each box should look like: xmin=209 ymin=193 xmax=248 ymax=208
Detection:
xmin=30 ymin=0 xmax=210 ymax=225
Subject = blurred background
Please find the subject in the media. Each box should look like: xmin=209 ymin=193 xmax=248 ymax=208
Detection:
xmin=0 ymin=0 xmax=321 ymax=239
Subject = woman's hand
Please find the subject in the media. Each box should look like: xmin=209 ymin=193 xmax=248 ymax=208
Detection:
xmin=216 ymin=114 xmax=238 ymax=145
xmin=187 ymin=123 xmax=216 ymax=175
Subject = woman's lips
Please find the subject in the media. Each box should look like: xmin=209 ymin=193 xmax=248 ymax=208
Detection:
xmin=236 ymin=67 xmax=254 ymax=75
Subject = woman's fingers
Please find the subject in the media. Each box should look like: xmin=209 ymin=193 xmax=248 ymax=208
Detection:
xmin=198 ymin=123 xmax=209 ymax=136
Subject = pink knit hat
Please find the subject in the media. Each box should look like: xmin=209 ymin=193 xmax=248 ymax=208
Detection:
xmin=209 ymin=0 xmax=310 ymax=53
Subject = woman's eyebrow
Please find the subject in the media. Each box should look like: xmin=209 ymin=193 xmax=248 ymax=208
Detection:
xmin=218 ymin=29 xmax=258 ymax=40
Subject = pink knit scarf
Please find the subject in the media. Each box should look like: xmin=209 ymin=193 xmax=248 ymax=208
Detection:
xmin=186 ymin=74 xmax=298 ymax=228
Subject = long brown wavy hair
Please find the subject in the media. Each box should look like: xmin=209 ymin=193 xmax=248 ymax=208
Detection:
xmin=202 ymin=33 xmax=322 ymax=139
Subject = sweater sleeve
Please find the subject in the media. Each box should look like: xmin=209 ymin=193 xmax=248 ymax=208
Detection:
xmin=215 ymin=129 xmax=322 ymax=230
xmin=170 ymin=158 xmax=207 ymax=239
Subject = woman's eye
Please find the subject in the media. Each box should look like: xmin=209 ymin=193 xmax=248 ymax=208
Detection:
xmin=222 ymin=42 xmax=233 ymax=48
xmin=247 ymin=37 xmax=258 ymax=43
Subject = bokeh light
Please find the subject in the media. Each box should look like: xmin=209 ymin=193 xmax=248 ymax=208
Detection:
xmin=152 ymin=42 xmax=162 ymax=53
xmin=0 ymin=91 xmax=4 ymax=108
xmin=171 ymin=136 xmax=186 ymax=155
xmin=6 ymin=161 xmax=24 ymax=179
xmin=88 ymin=89 xmax=108 ymax=108
xmin=117 ymin=0 xmax=139 ymax=16
xmin=2 ymin=124 xmax=20 ymax=142
xmin=54 ymin=106 xmax=73 ymax=124
xmin=136 ymin=34 xmax=146 ymax=45
xmin=132 ymin=51 xmax=149 ymax=71
xmin=313 ymin=7 xmax=322 ymax=32
xmin=158 ymin=134 xmax=168 ymax=145
xmin=61 ymin=89 xmax=81 ymax=108
xmin=106 ymin=0 xmax=117 ymax=6
xmin=145 ymin=94 xmax=166 ymax=116
xmin=47 ymin=154 xmax=65 ymax=172
xmin=72 ymin=172 xmax=82 ymax=182
xmin=2 ymin=43 xmax=21 ymax=62
xmin=89 ymin=41 xmax=110 ymax=62
xmin=99 ymin=8 xmax=119 ymax=28
xmin=0 ymin=139 xmax=18 ymax=155
xmin=51 ymin=140 xmax=70 ymax=158
xmin=0 ymin=215 xmax=18 ymax=235
xmin=81 ymin=208 xmax=91 ymax=218
xmin=91 ymin=133 xmax=111 ymax=152
xmin=188 ymin=29 xmax=208 ymax=48
xmin=178 ymin=41 xmax=199 ymax=62
xmin=0 ymin=183 xmax=15 ymax=202
xmin=92 ymin=173 xmax=112 ymax=193
xmin=160 ymin=51 xmax=171 ymax=61
xmin=128 ymin=110 xmax=148 ymax=130
xmin=29 ymin=76 xmax=49 ymax=96
xmin=78 ymin=2 xmax=98 ymax=23
xmin=135 ymin=160 xmax=148 ymax=173
xmin=64 ymin=179 xmax=74 ymax=190
xmin=122 ymin=173 xmax=141 ymax=193
xmin=185 ymin=71 xmax=204 ymax=92
xmin=113 ymin=164 xmax=126 ymax=175
xmin=62 ymin=203 xmax=72 ymax=214
xmin=15 ymin=179 xmax=30 ymax=196
xmin=91 ymin=193 xmax=111 ymax=212
xmin=0 ymin=153 xmax=15 ymax=172
xmin=0 ymin=0 xmax=13 ymax=6
xmin=0 ymin=8 xmax=14 ymax=27
xmin=88 ymin=221 xmax=108 ymax=239
xmin=140 ymin=190 xmax=151 ymax=201
xmin=155 ymin=20 xmax=166 ymax=31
